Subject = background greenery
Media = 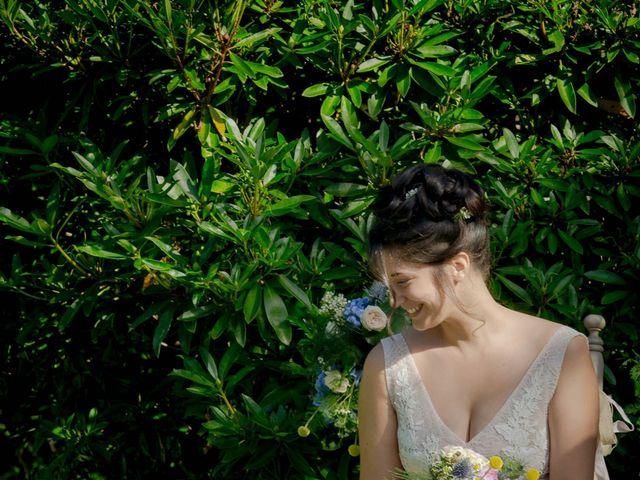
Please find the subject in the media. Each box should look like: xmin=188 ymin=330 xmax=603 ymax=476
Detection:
xmin=0 ymin=0 xmax=638 ymax=478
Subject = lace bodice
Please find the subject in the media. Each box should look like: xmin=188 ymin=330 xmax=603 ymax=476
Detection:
xmin=381 ymin=325 xmax=583 ymax=478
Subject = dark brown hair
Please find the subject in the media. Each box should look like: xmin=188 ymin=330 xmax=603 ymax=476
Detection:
xmin=368 ymin=164 xmax=490 ymax=281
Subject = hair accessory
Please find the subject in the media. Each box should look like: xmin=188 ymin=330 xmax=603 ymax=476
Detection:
xmin=404 ymin=187 xmax=419 ymax=201
xmin=453 ymin=206 xmax=472 ymax=222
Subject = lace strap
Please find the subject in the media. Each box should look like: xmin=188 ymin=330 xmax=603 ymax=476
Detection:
xmin=381 ymin=334 xmax=411 ymax=398
xmin=525 ymin=326 xmax=585 ymax=404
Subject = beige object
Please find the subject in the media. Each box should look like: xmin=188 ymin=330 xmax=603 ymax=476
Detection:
xmin=583 ymin=315 xmax=634 ymax=459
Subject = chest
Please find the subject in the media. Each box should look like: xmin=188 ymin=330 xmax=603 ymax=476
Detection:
xmin=411 ymin=347 xmax=542 ymax=441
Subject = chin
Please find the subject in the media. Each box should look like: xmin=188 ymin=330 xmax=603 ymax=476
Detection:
xmin=411 ymin=318 xmax=440 ymax=332
xmin=412 ymin=325 xmax=431 ymax=332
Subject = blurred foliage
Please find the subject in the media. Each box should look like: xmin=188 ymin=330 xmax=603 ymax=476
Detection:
xmin=0 ymin=0 xmax=638 ymax=478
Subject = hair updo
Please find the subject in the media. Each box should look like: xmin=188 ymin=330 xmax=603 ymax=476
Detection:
xmin=368 ymin=164 xmax=490 ymax=280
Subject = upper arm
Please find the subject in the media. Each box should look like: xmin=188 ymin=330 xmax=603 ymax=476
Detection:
xmin=358 ymin=343 xmax=402 ymax=480
xmin=548 ymin=335 xmax=599 ymax=480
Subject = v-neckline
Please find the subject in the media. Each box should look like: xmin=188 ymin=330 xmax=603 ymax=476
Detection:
xmin=400 ymin=326 xmax=564 ymax=445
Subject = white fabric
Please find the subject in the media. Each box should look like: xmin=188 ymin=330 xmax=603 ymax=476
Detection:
xmin=595 ymin=444 xmax=609 ymax=480
xmin=381 ymin=325 xmax=583 ymax=479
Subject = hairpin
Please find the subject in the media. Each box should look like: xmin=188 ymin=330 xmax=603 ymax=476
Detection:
xmin=404 ymin=187 xmax=419 ymax=201
xmin=453 ymin=206 xmax=472 ymax=222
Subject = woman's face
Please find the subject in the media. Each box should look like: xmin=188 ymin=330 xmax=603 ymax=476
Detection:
xmin=383 ymin=252 xmax=453 ymax=331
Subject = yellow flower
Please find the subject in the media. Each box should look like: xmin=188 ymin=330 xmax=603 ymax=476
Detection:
xmin=489 ymin=456 xmax=503 ymax=470
xmin=297 ymin=426 xmax=310 ymax=437
xmin=348 ymin=444 xmax=360 ymax=457
xmin=526 ymin=468 xmax=541 ymax=480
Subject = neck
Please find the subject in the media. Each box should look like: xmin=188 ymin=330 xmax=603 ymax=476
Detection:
xmin=431 ymin=275 xmax=506 ymax=346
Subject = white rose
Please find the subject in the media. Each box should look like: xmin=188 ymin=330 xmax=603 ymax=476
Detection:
xmin=324 ymin=370 xmax=350 ymax=394
xmin=361 ymin=305 xmax=387 ymax=331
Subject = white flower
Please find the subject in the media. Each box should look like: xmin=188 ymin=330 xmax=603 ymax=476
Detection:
xmin=319 ymin=291 xmax=348 ymax=321
xmin=361 ymin=305 xmax=387 ymax=331
xmin=442 ymin=445 xmax=489 ymax=473
xmin=324 ymin=370 xmax=350 ymax=393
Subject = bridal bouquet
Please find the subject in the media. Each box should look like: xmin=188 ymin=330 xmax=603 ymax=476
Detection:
xmin=298 ymin=282 xmax=395 ymax=447
xmin=394 ymin=446 xmax=540 ymax=480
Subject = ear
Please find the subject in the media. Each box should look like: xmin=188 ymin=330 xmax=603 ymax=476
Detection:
xmin=448 ymin=251 xmax=471 ymax=282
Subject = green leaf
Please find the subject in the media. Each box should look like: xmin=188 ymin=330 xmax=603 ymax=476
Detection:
xmin=585 ymin=270 xmax=627 ymax=286
xmin=263 ymin=285 xmax=291 ymax=345
xmin=177 ymin=305 xmax=216 ymax=322
xmin=0 ymin=146 xmax=38 ymax=155
xmin=324 ymin=183 xmax=367 ymax=197
xmin=357 ymin=56 xmax=392 ymax=73
xmin=76 ymin=244 xmax=128 ymax=260
xmin=268 ymin=195 xmax=315 ymax=217
xmin=379 ymin=120 xmax=389 ymax=152
xmin=321 ymin=114 xmax=354 ymax=149
xmin=302 ymin=83 xmax=332 ymax=97
xmin=0 ymin=207 xmax=34 ymax=233
xmin=614 ymin=74 xmax=636 ymax=118
xmin=277 ymin=274 xmax=311 ymax=308
xmin=219 ymin=344 xmax=241 ymax=380
xmin=228 ymin=52 xmax=255 ymax=78
xmin=72 ymin=152 xmax=98 ymax=174
xmin=234 ymin=28 xmax=281 ymax=49
xmin=145 ymin=236 xmax=183 ymax=261
xmin=232 ymin=320 xmax=246 ymax=347
xmin=199 ymin=347 xmax=219 ymax=382
xmin=556 ymin=78 xmax=577 ymax=114
xmin=243 ymin=284 xmax=262 ymax=323
xmin=416 ymin=45 xmax=456 ymax=58
xmin=550 ymin=124 xmax=563 ymax=146
xmin=198 ymin=221 xmax=235 ymax=242
xmin=547 ymin=232 xmax=558 ymax=254
xmin=153 ymin=309 xmax=173 ymax=358
xmin=413 ymin=61 xmax=456 ymax=77
xmin=130 ymin=300 xmax=172 ymax=331
xmin=396 ymin=66 xmax=411 ymax=97
xmin=496 ymin=274 xmax=532 ymax=305
xmin=577 ymin=83 xmax=599 ymax=107
xmin=170 ymin=367 xmax=215 ymax=387
xmin=502 ymin=128 xmax=519 ymax=159
xmin=141 ymin=258 xmax=177 ymax=271
xmin=602 ymin=290 xmax=628 ymax=305
xmin=444 ymin=135 xmax=485 ymax=151
xmin=557 ymin=229 xmax=583 ymax=254
xmin=171 ymin=108 xmax=196 ymax=141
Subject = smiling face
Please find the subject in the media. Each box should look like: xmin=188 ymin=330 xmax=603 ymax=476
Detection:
xmin=383 ymin=251 xmax=456 ymax=331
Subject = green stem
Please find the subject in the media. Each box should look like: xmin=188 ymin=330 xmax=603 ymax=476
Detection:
xmin=51 ymin=202 xmax=91 ymax=276
xmin=217 ymin=384 xmax=237 ymax=416
xmin=50 ymin=234 xmax=90 ymax=276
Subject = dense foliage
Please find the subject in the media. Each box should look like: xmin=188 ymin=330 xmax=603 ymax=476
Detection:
xmin=1 ymin=0 xmax=638 ymax=478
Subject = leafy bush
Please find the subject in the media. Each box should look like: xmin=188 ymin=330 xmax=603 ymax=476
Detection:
xmin=1 ymin=0 xmax=638 ymax=478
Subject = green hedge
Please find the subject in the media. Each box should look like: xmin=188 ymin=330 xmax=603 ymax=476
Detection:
xmin=1 ymin=0 xmax=638 ymax=478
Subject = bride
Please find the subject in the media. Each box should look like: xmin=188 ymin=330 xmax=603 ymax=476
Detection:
xmin=358 ymin=164 xmax=599 ymax=479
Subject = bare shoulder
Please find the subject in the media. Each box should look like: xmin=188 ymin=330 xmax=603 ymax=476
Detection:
xmin=562 ymin=333 xmax=591 ymax=366
xmin=363 ymin=341 xmax=386 ymax=373
xmin=506 ymin=309 xmax=571 ymax=342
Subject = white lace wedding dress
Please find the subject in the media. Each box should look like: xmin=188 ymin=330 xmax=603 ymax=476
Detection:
xmin=381 ymin=325 xmax=583 ymax=479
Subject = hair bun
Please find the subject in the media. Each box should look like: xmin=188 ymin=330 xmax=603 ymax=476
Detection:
xmin=373 ymin=164 xmax=486 ymax=226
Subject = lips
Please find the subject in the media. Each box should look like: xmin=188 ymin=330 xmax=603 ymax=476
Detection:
xmin=405 ymin=305 xmax=422 ymax=315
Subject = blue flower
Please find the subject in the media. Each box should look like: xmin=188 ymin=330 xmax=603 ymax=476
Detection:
xmin=313 ymin=371 xmax=330 ymax=406
xmin=366 ymin=281 xmax=388 ymax=305
xmin=350 ymin=369 xmax=362 ymax=386
xmin=452 ymin=458 xmax=472 ymax=478
xmin=343 ymin=297 xmax=369 ymax=328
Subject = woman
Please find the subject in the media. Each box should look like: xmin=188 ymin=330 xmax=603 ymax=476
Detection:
xmin=358 ymin=164 xmax=599 ymax=479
